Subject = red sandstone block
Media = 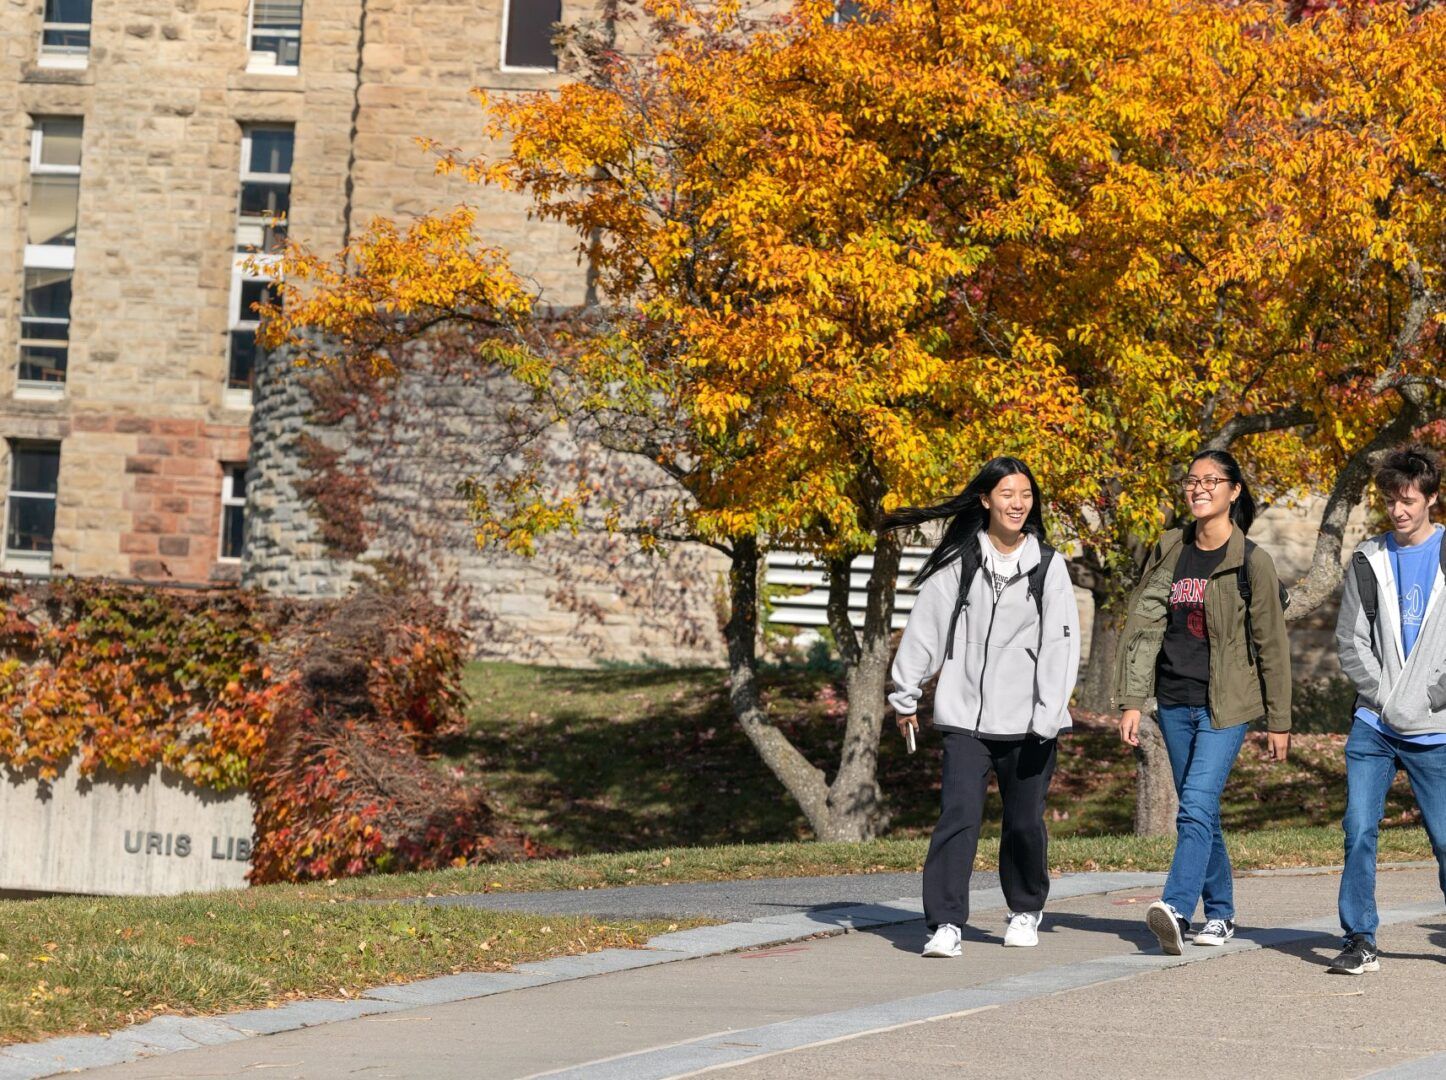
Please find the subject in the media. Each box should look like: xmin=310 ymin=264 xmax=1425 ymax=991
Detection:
xmin=133 ymin=514 xmax=165 ymax=534
xmin=158 ymin=496 xmax=190 ymax=514
xmin=115 ymin=416 xmax=156 ymax=435
xmin=71 ymin=414 xmax=113 ymax=433
xmin=156 ymin=419 xmax=202 ymax=437
xmin=158 ymin=536 xmax=191 ymax=557
xmin=130 ymin=558 xmax=170 ymax=578
xmin=132 ymin=476 xmax=175 ymax=494
xmin=160 ymin=456 xmax=207 ymax=477
xmin=137 ymin=436 xmax=172 ymax=455
xmin=120 ymin=534 xmax=158 ymax=555
xmin=124 ymin=456 xmax=161 ymax=475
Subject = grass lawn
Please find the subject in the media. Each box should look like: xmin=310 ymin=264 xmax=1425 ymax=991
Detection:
xmin=455 ymin=662 xmax=1417 ymax=853
xmin=0 ymin=892 xmax=682 ymax=1047
xmin=279 ymin=826 xmax=1433 ymax=901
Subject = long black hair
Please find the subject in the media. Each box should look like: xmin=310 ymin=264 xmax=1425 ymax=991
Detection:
xmin=881 ymin=456 xmax=1047 ymax=586
xmin=1190 ymin=448 xmax=1257 ymax=535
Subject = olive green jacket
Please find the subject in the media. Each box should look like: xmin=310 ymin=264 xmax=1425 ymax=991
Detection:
xmin=1110 ymin=524 xmax=1292 ymax=732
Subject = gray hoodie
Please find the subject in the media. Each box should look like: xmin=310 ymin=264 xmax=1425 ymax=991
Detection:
xmin=1336 ymin=525 xmax=1446 ymax=735
xmin=889 ymin=533 xmax=1082 ymax=739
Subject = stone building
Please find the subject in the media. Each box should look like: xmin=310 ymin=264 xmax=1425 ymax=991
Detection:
xmin=0 ymin=0 xmax=713 ymax=662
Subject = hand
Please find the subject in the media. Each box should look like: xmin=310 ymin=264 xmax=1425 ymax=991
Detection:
xmin=896 ymin=714 xmax=919 ymax=740
xmin=1266 ymin=731 xmax=1290 ymax=762
xmin=1119 ymin=709 xmax=1141 ymax=747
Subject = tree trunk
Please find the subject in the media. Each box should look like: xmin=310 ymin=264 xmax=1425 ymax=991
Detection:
xmin=723 ymin=535 xmax=832 ymax=833
xmin=1076 ymin=586 xmax=1119 ymax=713
xmin=1133 ymin=708 xmax=1178 ymax=836
xmin=820 ymin=531 xmax=903 ymax=841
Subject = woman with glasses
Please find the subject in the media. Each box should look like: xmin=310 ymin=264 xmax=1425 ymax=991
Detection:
xmin=1113 ymin=449 xmax=1292 ymax=954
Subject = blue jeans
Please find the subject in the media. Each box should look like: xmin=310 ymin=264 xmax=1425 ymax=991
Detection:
xmin=1156 ymin=704 xmax=1248 ymax=923
xmin=1339 ymin=719 xmax=1446 ymax=941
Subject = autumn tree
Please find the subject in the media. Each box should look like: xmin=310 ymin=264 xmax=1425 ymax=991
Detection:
xmin=264 ymin=0 xmax=1446 ymax=841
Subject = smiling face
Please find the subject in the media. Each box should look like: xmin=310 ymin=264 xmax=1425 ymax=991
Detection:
xmin=1182 ymin=458 xmax=1239 ymax=525
xmin=980 ymin=471 xmax=1034 ymax=538
xmin=1383 ymin=482 xmax=1438 ymax=545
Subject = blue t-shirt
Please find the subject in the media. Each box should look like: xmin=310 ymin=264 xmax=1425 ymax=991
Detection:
xmin=1355 ymin=527 xmax=1445 ymax=745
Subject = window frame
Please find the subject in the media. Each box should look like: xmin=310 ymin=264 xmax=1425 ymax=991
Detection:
xmin=3 ymin=440 xmax=61 ymax=575
xmin=38 ymin=0 xmax=92 ymax=67
xmin=229 ymin=124 xmax=293 ymax=409
xmin=499 ymin=0 xmax=561 ymax=73
xmin=246 ymin=0 xmax=302 ymax=74
xmin=218 ymin=463 xmax=247 ymax=563
xmin=19 ymin=119 xmax=83 ymax=400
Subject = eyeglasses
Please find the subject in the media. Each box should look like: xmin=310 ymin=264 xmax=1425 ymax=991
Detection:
xmin=1182 ymin=475 xmax=1230 ymax=492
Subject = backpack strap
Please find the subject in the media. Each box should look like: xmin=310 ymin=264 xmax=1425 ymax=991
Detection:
xmin=1352 ymin=549 xmax=1378 ymax=641
xmin=1027 ymin=542 xmax=1056 ymax=619
xmin=1238 ymin=542 xmax=1257 ymax=667
xmin=943 ymin=542 xmax=983 ymax=661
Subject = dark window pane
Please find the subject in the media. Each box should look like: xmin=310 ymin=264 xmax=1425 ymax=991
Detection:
xmin=45 ymin=0 xmax=91 ymax=22
xmin=252 ymin=32 xmax=301 ymax=65
xmin=238 ymin=279 xmax=277 ymax=319
xmin=247 ymin=129 xmax=294 ymax=175
xmin=222 ymin=505 xmax=246 ymax=559
xmin=504 ymin=0 xmax=560 ymax=69
xmin=230 ymin=466 xmax=248 ymax=500
xmin=7 ymin=497 xmax=56 ymax=553
xmin=239 ymin=180 xmax=290 ymax=218
xmin=11 ymin=446 xmax=60 ymax=494
xmin=229 ymin=331 xmax=260 ymax=390
xmin=23 ymin=269 xmax=72 ymax=319
xmin=20 ymin=322 xmax=68 ymax=343
xmin=18 ymin=345 xmax=69 ymax=383
xmin=41 ymin=26 xmax=89 ymax=48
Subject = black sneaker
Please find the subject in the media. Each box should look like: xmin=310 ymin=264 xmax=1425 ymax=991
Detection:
xmin=1146 ymin=900 xmax=1189 ymax=955
xmin=1328 ymin=934 xmax=1379 ymax=975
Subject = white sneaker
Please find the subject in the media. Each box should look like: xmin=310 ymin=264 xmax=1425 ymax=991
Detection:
xmin=923 ymin=923 xmax=963 ymax=957
xmin=1146 ymin=900 xmax=1188 ymax=956
xmin=1004 ymin=911 xmax=1041 ymax=947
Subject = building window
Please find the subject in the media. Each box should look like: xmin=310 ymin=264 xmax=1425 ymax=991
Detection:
xmin=19 ymin=268 xmax=72 ymax=386
xmin=248 ymin=0 xmax=302 ymax=72
xmin=227 ymin=277 xmax=275 ymax=394
xmin=4 ymin=442 xmax=60 ymax=574
xmin=501 ymin=0 xmax=560 ymax=71
xmin=220 ymin=464 xmax=247 ymax=561
xmin=39 ymin=0 xmax=91 ymax=66
xmin=236 ymin=125 xmax=293 ymax=254
xmin=19 ymin=118 xmax=82 ymax=397
xmin=229 ymin=124 xmax=292 ymax=408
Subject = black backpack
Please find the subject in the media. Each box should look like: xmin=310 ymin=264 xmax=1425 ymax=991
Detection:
xmin=1237 ymin=539 xmax=1290 ymax=668
xmin=943 ymin=539 xmax=1056 ymax=660
xmin=1350 ymin=538 xmax=1446 ymax=641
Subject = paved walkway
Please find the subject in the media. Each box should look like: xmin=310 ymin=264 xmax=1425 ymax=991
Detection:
xmin=6 ymin=866 xmax=1446 ymax=1080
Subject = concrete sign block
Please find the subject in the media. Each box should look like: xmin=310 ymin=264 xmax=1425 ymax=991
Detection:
xmin=0 ymin=762 xmax=254 ymax=895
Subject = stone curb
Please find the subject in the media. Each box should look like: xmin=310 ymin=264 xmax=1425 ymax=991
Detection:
xmin=0 ymin=870 xmax=1161 ymax=1079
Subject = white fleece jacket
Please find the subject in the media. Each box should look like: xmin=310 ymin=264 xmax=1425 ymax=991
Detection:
xmin=888 ymin=533 xmax=1082 ymax=739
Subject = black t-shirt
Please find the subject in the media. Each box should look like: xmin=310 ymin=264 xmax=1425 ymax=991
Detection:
xmin=1156 ymin=541 xmax=1228 ymax=707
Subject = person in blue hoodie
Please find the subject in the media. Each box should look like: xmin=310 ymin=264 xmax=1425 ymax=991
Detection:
xmin=1332 ymin=445 xmax=1446 ymax=975
xmin=884 ymin=457 xmax=1081 ymax=958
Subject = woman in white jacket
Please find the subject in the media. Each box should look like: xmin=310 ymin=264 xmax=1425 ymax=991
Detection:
xmin=884 ymin=457 xmax=1082 ymax=957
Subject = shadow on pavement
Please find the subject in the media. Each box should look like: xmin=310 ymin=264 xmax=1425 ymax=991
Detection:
xmin=867 ymin=910 xmax=1154 ymax=956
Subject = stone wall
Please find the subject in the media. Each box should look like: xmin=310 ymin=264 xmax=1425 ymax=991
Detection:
xmin=242 ymin=346 xmax=728 ymax=665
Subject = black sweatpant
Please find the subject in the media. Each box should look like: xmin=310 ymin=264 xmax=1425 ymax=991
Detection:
xmin=922 ymin=730 xmax=1058 ymax=930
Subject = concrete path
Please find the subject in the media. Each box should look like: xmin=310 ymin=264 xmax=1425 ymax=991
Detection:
xmin=8 ymin=866 xmax=1446 ymax=1080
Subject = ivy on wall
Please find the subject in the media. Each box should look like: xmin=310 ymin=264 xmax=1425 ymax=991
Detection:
xmin=0 ymin=575 xmax=535 ymax=882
